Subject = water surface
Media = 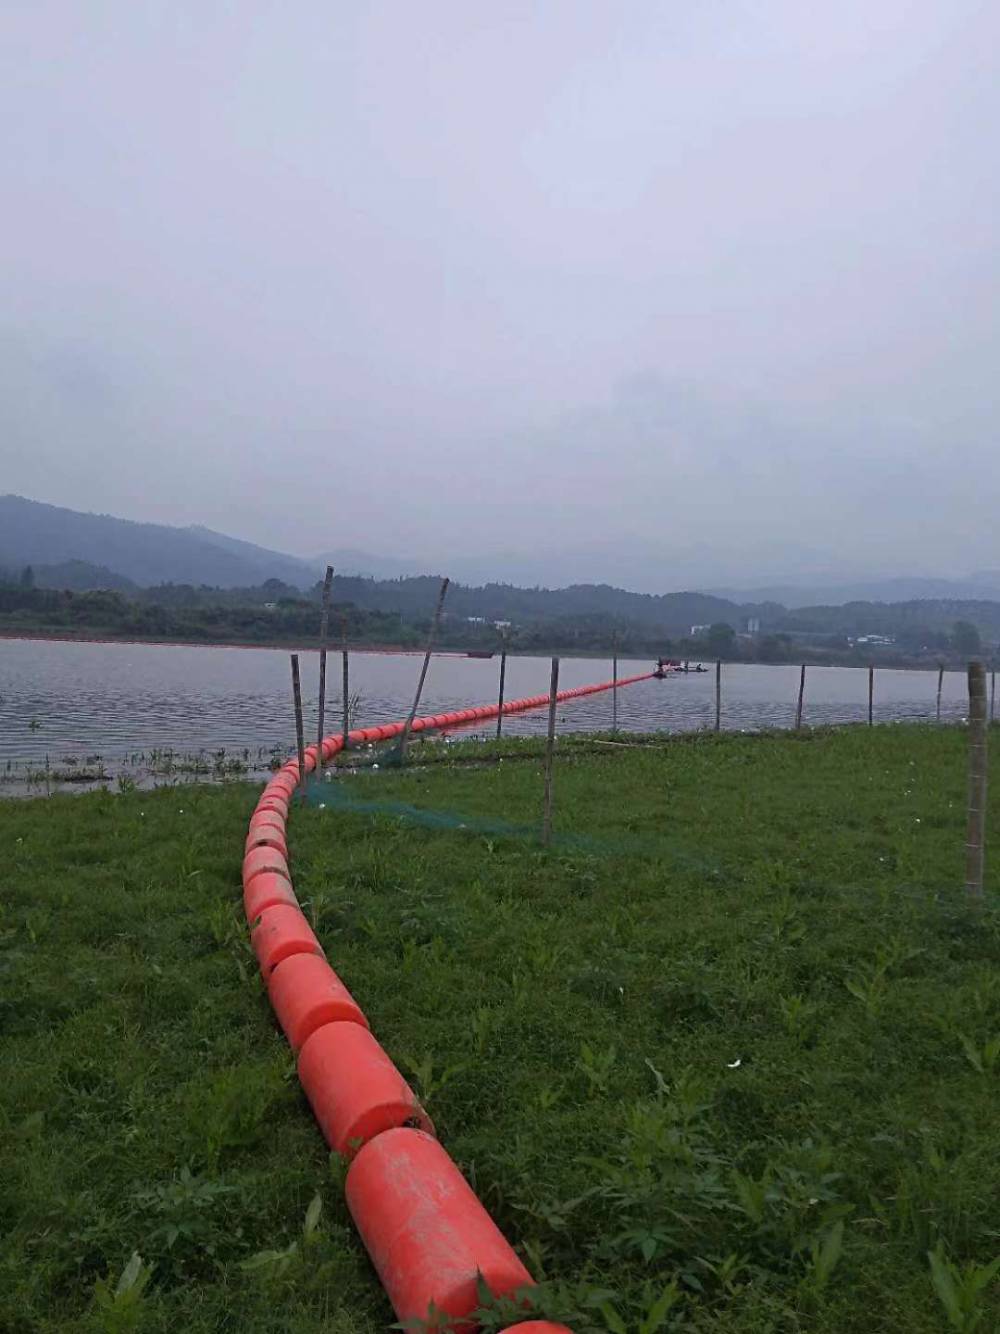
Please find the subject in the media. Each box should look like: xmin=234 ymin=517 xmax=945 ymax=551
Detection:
xmin=0 ymin=638 xmax=974 ymax=791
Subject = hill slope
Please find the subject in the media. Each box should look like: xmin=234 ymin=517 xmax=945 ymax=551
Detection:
xmin=0 ymin=496 xmax=316 ymax=589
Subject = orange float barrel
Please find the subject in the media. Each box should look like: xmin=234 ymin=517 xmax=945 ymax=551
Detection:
xmin=255 ymin=798 xmax=289 ymax=819
xmin=268 ymin=954 xmax=368 ymax=1051
xmin=245 ymin=825 xmax=288 ymax=857
xmin=298 ymin=1024 xmax=433 ymax=1156
xmin=251 ymin=904 xmax=324 ymax=975
xmin=245 ymin=824 xmax=288 ymax=857
xmin=499 ymin=1325 xmax=574 ymax=1333
xmin=242 ymin=845 xmax=291 ymax=888
xmin=345 ymin=1128 xmax=533 ymax=1327
xmin=244 ymin=870 xmax=299 ymax=923
xmin=249 ymin=809 xmax=286 ymax=833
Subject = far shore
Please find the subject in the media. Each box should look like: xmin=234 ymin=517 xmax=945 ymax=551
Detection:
xmin=0 ymin=627 xmax=976 ymax=673
xmin=0 ymin=628 xmax=463 ymax=655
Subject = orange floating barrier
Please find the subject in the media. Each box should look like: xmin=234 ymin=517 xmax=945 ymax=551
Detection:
xmin=345 ymin=1128 xmax=533 ymax=1327
xmin=242 ymin=846 xmax=291 ymax=888
xmin=244 ymin=870 xmax=299 ymax=923
xmin=240 ymin=667 xmax=656 ymax=1328
xmin=298 ymin=1024 xmax=433 ymax=1156
xmin=251 ymin=904 xmax=324 ymax=975
xmin=268 ymin=954 xmax=368 ymax=1052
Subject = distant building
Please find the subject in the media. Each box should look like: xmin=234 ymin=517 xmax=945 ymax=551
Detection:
xmin=853 ymin=634 xmax=895 ymax=647
xmin=690 ymin=624 xmax=711 ymax=636
xmin=746 ymin=617 xmax=761 ymax=635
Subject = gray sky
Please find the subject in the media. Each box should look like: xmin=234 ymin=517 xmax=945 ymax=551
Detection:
xmin=3 ymin=1 xmax=998 ymax=588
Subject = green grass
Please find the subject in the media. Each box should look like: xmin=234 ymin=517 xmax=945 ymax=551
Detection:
xmin=2 ymin=725 xmax=999 ymax=1332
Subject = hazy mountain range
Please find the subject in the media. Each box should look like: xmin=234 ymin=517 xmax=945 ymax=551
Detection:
xmin=2 ymin=494 xmax=999 ymax=609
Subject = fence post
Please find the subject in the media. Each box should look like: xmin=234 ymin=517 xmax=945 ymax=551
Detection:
xmin=398 ymin=576 xmax=449 ymax=763
xmin=868 ymin=664 xmax=874 ymax=727
xmin=795 ymin=664 xmax=806 ymax=730
xmin=612 ymin=634 xmax=619 ymax=734
xmin=715 ymin=659 xmax=722 ymax=733
xmin=936 ymin=664 xmax=944 ymax=722
xmin=541 ymin=657 xmax=560 ymax=845
xmin=340 ymin=612 xmax=351 ymax=765
xmin=290 ymin=654 xmax=307 ymax=796
xmin=496 ymin=631 xmax=508 ymax=739
xmin=991 ymin=665 xmax=996 ymax=724
xmin=965 ymin=661 xmax=988 ymax=899
xmin=316 ymin=565 xmax=334 ymax=776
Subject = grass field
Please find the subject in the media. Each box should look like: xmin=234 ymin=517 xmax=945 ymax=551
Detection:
xmin=2 ymin=725 xmax=999 ymax=1332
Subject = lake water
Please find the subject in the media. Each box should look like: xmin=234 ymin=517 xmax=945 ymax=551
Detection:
xmin=0 ymin=637 xmax=978 ymax=791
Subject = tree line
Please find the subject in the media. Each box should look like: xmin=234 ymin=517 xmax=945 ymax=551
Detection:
xmin=0 ymin=566 xmax=994 ymax=664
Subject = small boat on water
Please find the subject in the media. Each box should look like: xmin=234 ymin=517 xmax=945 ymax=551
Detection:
xmin=653 ymin=658 xmax=708 ymax=677
xmin=466 ymin=649 xmax=495 ymax=659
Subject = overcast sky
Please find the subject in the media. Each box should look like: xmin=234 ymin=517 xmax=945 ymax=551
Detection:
xmin=3 ymin=1 xmax=998 ymax=588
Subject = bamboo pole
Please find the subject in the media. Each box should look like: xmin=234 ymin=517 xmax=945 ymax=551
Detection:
xmin=290 ymin=654 xmax=307 ymax=795
xmin=991 ymin=666 xmax=996 ymax=724
xmin=340 ymin=612 xmax=350 ymax=764
xmin=612 ymin=633 xmax=619 ymax=734
xmin=868 ymin=664 xmax=874 ymax=727
xmin=965 ymin=661 xmax=988 ymax=899
xmin=495 ymin=630 xmax=508 ymax=739
xmin=316 ymin=565 xmax=334 ymax=776
xmin=795 ymin=663 xmax=806 ymax=730
xmin=542 ymin=656 xmax=560 ymax=845
xmin=936 ymin=664 xmax=944 ymax=722
xmin=398 ymin=576 xmax=449 ymax=762
xmin=715 ymin=659 xmax=722 ymax=733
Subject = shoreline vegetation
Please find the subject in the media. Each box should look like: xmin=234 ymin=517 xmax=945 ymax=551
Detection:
xmin=3 ymin=726 xmax=998 ymax=1331
xmin=2 ymin=571 xmax=997 ymax=670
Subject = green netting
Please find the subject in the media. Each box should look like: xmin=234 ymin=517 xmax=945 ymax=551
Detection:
xmin=300 ymin=771 xmax=720 ymax=869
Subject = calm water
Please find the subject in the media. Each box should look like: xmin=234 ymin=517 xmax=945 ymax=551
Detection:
xmin=0 ymin=638 xmax=975 ymax=787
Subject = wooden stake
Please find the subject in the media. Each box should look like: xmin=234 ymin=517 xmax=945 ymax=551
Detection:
xmin=290 ymin=654 xmax=307 ymax=794
xmin=495 ymin=630 xmax=508 ymax=739
xmin=542 ymin=656 xmax=560 ymax=845
xmin=612 ymin=633 xmax=619 ymax=734
xmin=340 ymin=612 xmax=350 ymax=763
xmin=936 ymin=664 xmax=944 ymax=722
xmin=715 ymin=659 xmax=722 ymax=733
xmin=965 ymin=660 xmax=988 ymax=899
xmin=991 ymin=666 xmax=996 ymax=724
xmin=868 ymin=664 xmax=874 ymax=727
xmin=795 ymin=663 xmax=806 ymax=730
xmin=316 ymin=565 xmax=334 ymax=775
xmin=398 ymin=576 xmax=449 ymax=762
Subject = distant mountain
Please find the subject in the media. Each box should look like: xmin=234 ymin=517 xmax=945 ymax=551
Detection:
xmin=0 ymin=496 xmax=316 ymax=589
xmin=711 ymin=575 xmax=1000 ymax=608
xmin=33 ymin=559 xmax=138 ymax=592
